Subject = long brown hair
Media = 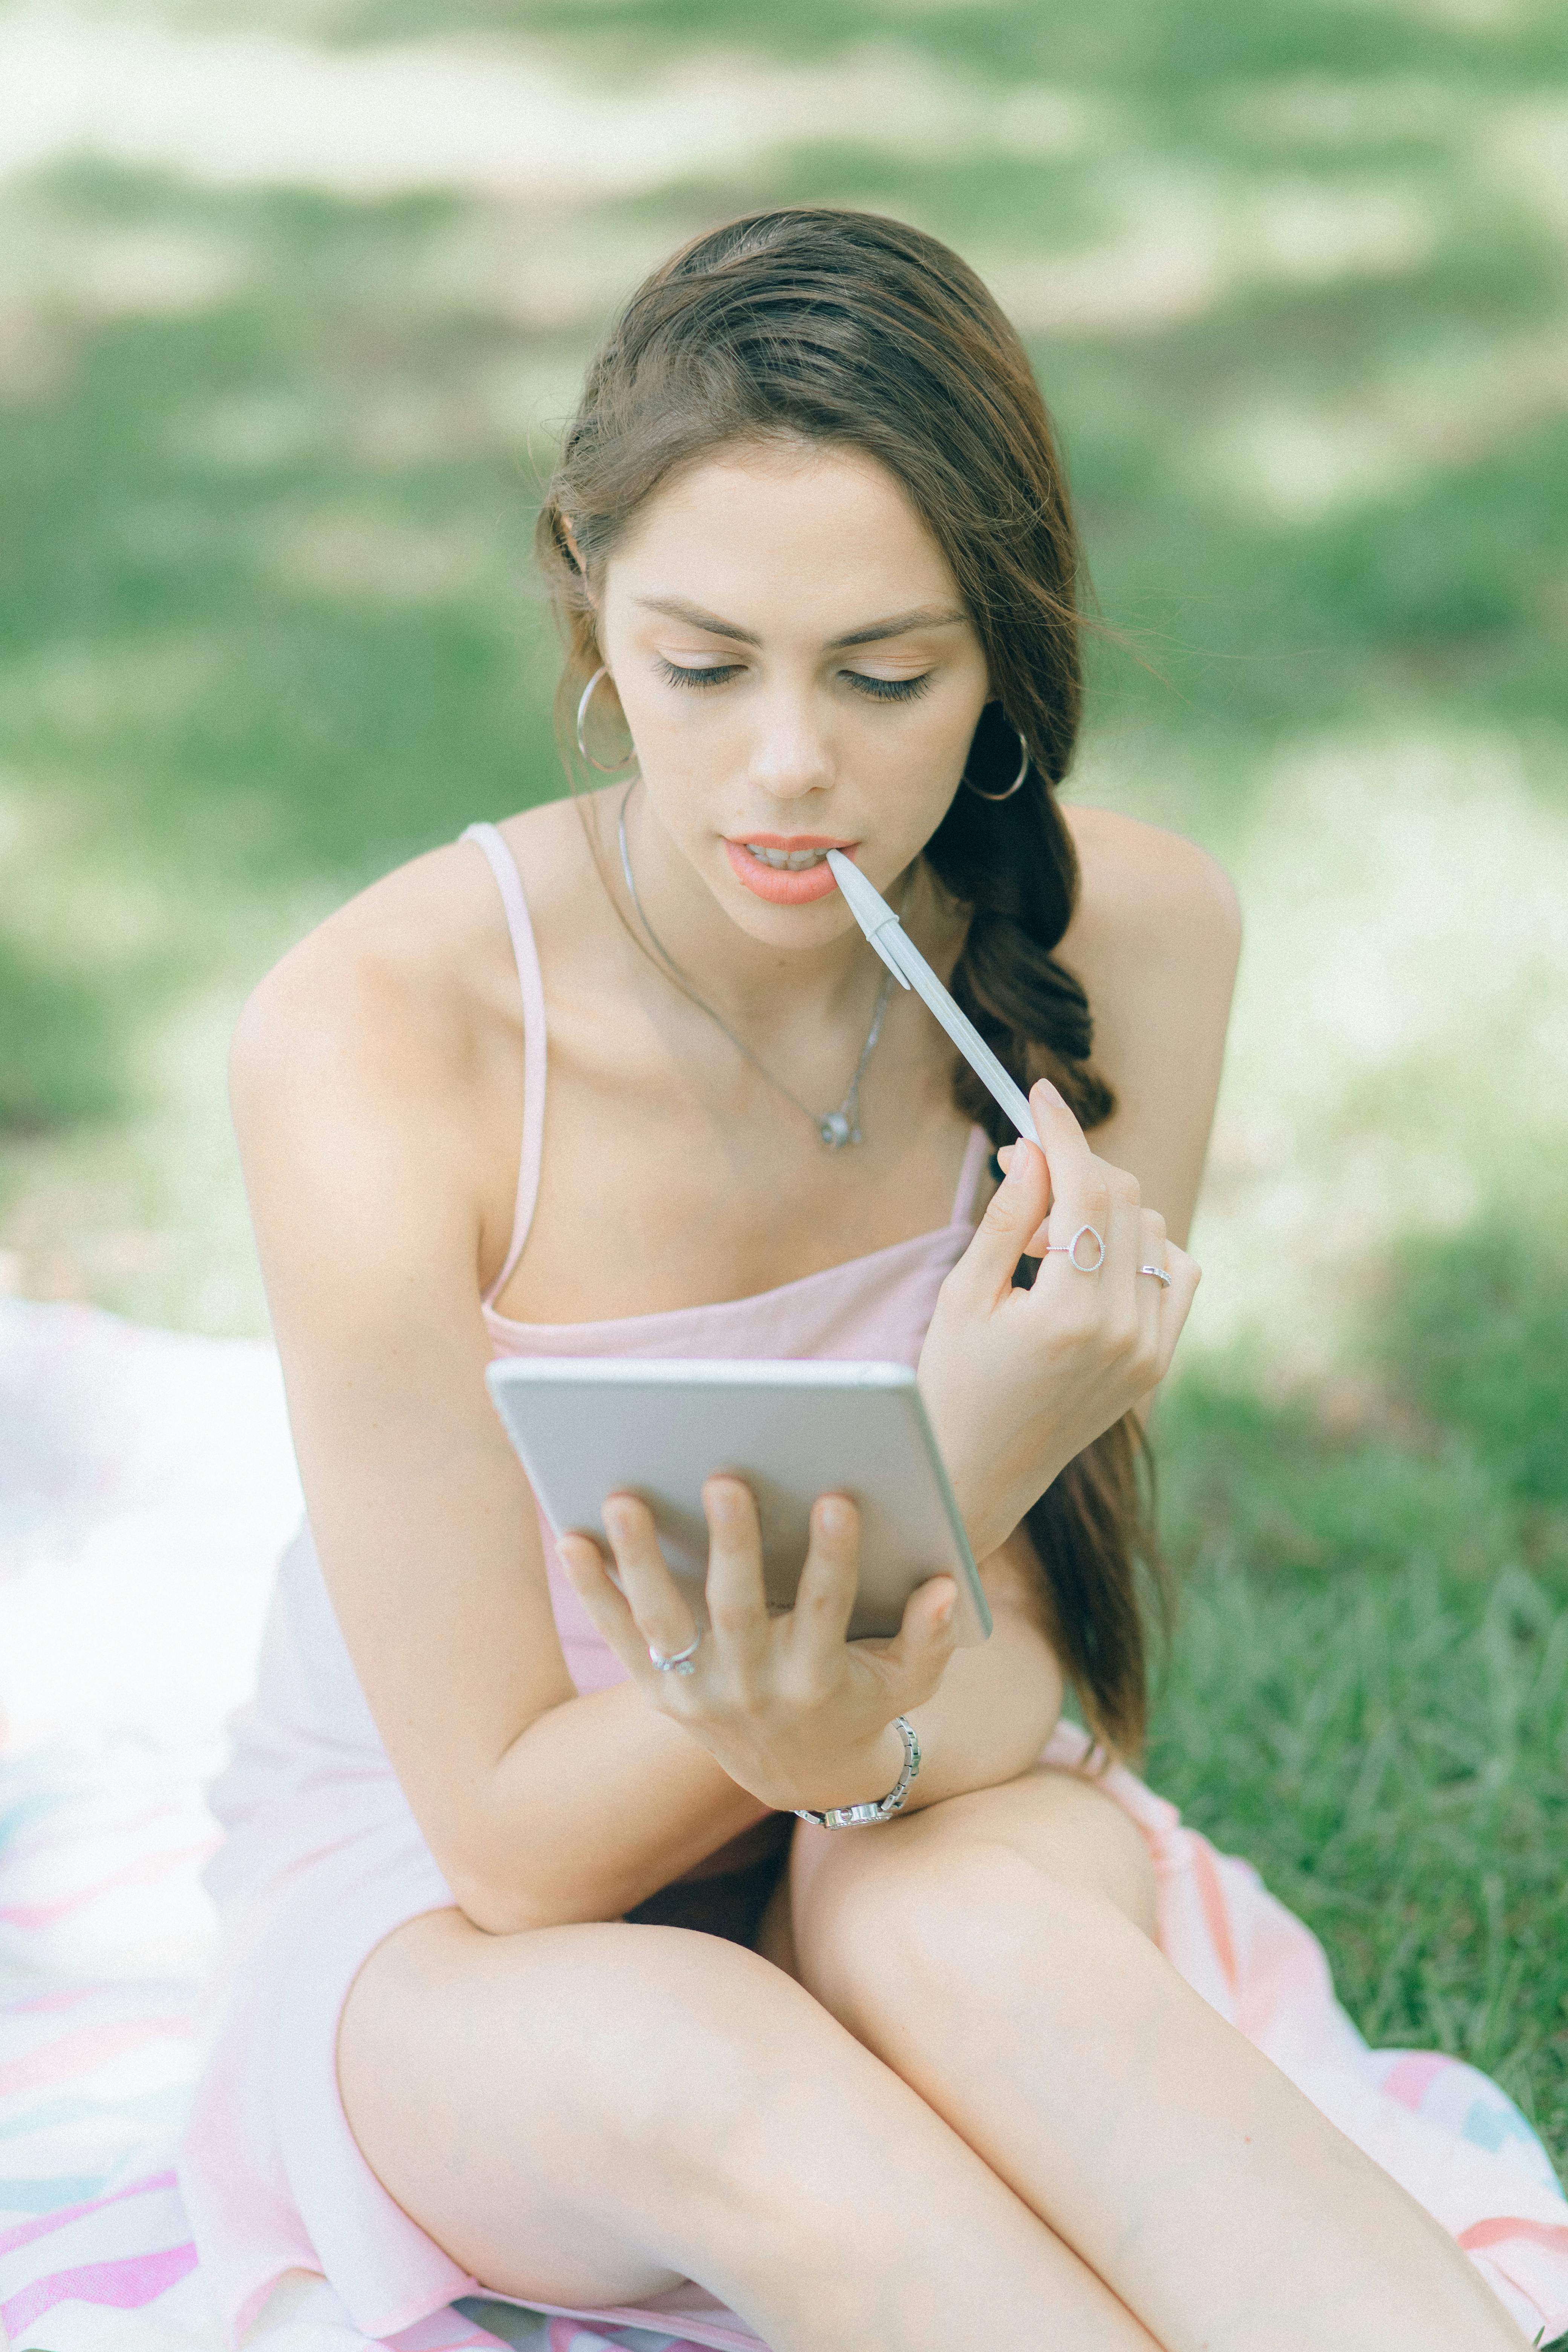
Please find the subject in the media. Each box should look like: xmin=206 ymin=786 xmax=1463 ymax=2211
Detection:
xmin=535 ymin=207 xmax=1165 ymax=1756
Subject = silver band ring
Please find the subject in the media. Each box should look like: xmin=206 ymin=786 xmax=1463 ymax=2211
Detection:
xmin=649 ymin=1631 xmax=701 ymax=1676
xmin=1044 ymin=1223 xmax=1106 ymax=1273
xmin=1137 ymin=1263 xmax=1173 ymax=1288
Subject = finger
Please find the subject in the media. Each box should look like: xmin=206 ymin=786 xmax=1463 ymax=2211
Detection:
xmin=873 ymin=1572 xmax=960 ymax=1710
xmin=789 ymin=1491 xmax=862 ymax=1664
xmin=1027 ymin=1079 xmax=1112 ymax=1273
xmin=556 ymin=1530 xmax=663 ymax=1681
xmin=1090 ymin=1162 xmax=1145 ymax=1293
xmin=600 ymin=1492 xmax=701 ymax=1663
xmin=944 ymin=1125 xmax=1054 ymax=1310
xmin=1149 ymin=1241 xmax=1202 ymax=1382
xmin=701 ymin=1476 xmax=770 ymax=1664
xmin=998 ymin=1142 xmax=1051 ymax=1260
xmin=1132 ymin=1204 xmax=1168 ymax=1360
xmin=1133 ymin=1213 xmax=1170 ymax=1374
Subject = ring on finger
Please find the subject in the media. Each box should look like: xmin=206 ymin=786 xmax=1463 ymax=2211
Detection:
xmin=1136 ymin=1263 xmax=1173 ymax=1289
xmin=1044 ymin=1222 xmax=1106 ymax=1273
xmin=649 ymin=1630 xmax=702 ymax=1676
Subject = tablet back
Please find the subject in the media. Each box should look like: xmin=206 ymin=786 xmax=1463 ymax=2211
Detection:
xmin=485 ymin=1357 xmax=990 ymax=1646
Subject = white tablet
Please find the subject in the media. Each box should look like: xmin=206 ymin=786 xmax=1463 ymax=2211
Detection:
xmin=485 ymin=1357 xmax=991 ymax=1648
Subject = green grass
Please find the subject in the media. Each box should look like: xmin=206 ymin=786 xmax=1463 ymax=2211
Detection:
xmin=1 ymin=0 xmax=1565 ymax=2213
xmin=1149 ymin=1219 xmax=1568 ymax=2169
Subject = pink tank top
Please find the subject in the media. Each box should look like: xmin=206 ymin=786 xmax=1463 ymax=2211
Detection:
xmin=459 ymin=822 xmax=991 ymax=1695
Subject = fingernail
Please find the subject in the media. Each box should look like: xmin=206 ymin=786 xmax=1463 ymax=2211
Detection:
xmin=1006 ymin=1140 xmax=1035 ymax=1181
xmin=932 ymin=1579 xmax=956 ymax=1625
xmin=1033 ymin=1076 xmax=1063 ymax=1104
xmin=819 ymin=1497 xmax=851 ymax=1536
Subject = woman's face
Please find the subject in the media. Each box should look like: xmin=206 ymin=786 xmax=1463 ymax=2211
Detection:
xmin=593 ymin=438 xmax=992 ymax=946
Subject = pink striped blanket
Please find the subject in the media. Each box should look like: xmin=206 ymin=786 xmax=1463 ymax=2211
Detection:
xmin=1 ymin=1299 xmax=1564 ymax=2351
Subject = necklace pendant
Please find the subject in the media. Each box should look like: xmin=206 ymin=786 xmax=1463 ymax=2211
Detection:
xmin=819 ymin=1112 xmax=854 ymax=1150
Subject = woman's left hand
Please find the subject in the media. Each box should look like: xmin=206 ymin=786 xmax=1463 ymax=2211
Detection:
xmin=918 ymin=1075 xmax=1201 ymax=1562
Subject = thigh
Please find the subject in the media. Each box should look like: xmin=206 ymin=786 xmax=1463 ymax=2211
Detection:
xmin=780 ymin=1758 xmax=1158 ymax=1988
xmin=343 ymin=1910 xmax=1168 ymax=2352
xmin=338 ymin=1905 xmax=840 ymax=2312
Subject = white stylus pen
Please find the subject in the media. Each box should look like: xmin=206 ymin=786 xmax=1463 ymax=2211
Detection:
xmin=825 ymin=850 xmax=1041 ymax=1147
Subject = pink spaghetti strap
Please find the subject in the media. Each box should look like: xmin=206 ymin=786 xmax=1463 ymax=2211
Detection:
xmin=950 ymin=1121 xmax=992 ymax=1225
xmin=460 ymin=823 xmax=547 ymax=1305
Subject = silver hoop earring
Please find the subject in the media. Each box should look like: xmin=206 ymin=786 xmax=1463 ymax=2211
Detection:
xmin=962 ymin=721 xmax=1031 ymax=803
xmin=575 ymin=665 xmax=637 ymax=774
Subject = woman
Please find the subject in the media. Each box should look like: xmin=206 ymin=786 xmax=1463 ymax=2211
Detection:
xmin=179 ymin=211 xmax=1563 ymax=2351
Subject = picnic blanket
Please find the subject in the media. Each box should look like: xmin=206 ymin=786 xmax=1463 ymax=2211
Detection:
xmin=1 ymin=1297 xmax=1564 ymax=2351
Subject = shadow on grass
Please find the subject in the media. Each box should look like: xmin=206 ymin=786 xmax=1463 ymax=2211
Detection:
xmin=0 ymin=169 xmax=576 ymax=1146
xmin=5 ymin=95 xmax=1566 ymax=1133
xmin=1148 ymin=1220 xmax=1568 ymax=2174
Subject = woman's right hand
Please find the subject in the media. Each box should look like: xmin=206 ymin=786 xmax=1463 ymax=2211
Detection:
xmin=558 ymin=1477 xmax=959 ymax=1816
xmin=918 ymin=1076 xmax=1202 ymax=1564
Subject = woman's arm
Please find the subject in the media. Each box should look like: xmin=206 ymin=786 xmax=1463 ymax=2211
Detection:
xmin=919 ymin=815 xmax=1237 ymax=1562
xmin=232 ymin=890 xmax=772 ymax=1937
xmin=1059 ymin=804 xmax=1242 ymax=1248
xmin=896 ymin=1532 xmax=1065 ymax=1805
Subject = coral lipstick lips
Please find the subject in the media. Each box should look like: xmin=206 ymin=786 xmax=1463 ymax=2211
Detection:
xmin=724 ymin=835 xmax=856 ymax=905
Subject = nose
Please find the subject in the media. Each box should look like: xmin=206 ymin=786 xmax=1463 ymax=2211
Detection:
xmin=746 ymin=683 xmax=836 ymax=804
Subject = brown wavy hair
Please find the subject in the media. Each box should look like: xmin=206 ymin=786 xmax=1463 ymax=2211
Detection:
xmin=534 ymin=207 xmax=1165 ymax=1756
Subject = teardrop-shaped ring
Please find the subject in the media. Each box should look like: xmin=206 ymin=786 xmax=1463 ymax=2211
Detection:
xmin=1045 ymin=1223 xmax=1106 ymax=1273
xmin=649 ymin=1630 xmax=702 ymax=1676
xmin=1138 ymin=1263 xmax=1173 ymax=1288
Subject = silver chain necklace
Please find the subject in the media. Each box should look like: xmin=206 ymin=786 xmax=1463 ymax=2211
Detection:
xmin=616 ymin=780 xmax=893 ymax=1150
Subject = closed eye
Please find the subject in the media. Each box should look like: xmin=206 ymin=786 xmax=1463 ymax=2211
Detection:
xmin=846 ymin=671 xmax=934 ymax=703
xmin=657 ymin=658 xmax=741 ymax=690
xmin=656 ymin=659 xmax=935 ymax=702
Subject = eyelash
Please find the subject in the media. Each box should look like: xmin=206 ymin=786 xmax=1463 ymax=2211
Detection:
xmin=656 ymin=659 xmax=935 ymax=703
xmin=657 ymin=660 xmax=740 ymax=691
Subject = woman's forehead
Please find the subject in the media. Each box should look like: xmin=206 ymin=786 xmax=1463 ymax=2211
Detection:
xmin=605 ymin=441 xmax=968 ymax=639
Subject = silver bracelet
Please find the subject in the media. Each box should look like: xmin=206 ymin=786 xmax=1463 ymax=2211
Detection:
xmin=795 ymin=1716 xmax=922 ymax=1829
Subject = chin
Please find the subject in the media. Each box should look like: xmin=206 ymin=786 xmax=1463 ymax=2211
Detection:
xmin=717 ymin=883 xmax=859 ymax=949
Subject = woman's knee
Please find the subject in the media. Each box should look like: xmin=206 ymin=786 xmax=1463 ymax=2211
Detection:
xmin=793 ymin=1829 xmax=1153 ymax=2050
xmin=568 ymin=1926 xmax=844 ymax=2182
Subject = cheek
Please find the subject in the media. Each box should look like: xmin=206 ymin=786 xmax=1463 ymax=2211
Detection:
xmin=875 ymin=688 xmax=986 ymax=811
xmin=615 ymin=667 xmax=735 ymax=761
xmin=628 ymin=704 xmax=746 ymax=844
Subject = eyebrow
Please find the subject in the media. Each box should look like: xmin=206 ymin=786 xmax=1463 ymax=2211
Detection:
xmin=634 ymin=596 xmax=968 ymax=650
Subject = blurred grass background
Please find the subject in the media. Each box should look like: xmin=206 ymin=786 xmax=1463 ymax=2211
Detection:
xmin=1 ymin=0 xmax=1565 ymax=2181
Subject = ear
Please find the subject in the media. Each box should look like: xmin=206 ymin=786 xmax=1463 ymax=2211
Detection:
xmin=558 ymin=511 xmax=590 ymax=583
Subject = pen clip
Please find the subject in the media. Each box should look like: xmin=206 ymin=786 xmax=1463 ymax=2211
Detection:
xmin=824 ymin=850 xmax=914 ymax=986
xmin=865 ymin=917 xmax=913 ymax=987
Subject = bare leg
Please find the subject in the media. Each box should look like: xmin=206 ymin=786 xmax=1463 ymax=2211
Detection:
xmin=789 ymin=1765 xmax=1528 ymax=2352
xmin=338 ymin=1906 xmax=1162 ymax=2352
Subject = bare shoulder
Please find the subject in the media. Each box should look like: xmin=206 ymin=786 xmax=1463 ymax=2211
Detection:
xmin=228 ymin=800 xmax=586 ymax=1309
xmin=1055 ymin=805 xmax=1241 ymax=1241
xmin=1060 ymin=803 xmax=1240 ymax=978
xmin=231 ymin=841 xmax=498 ymax=1144
xmin=231 ymin=798 xmax=583 ymax=1127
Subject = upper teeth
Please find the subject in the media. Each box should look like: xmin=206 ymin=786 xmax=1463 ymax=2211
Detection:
xmin=746 ymin=844 xmax=830 ymax=870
